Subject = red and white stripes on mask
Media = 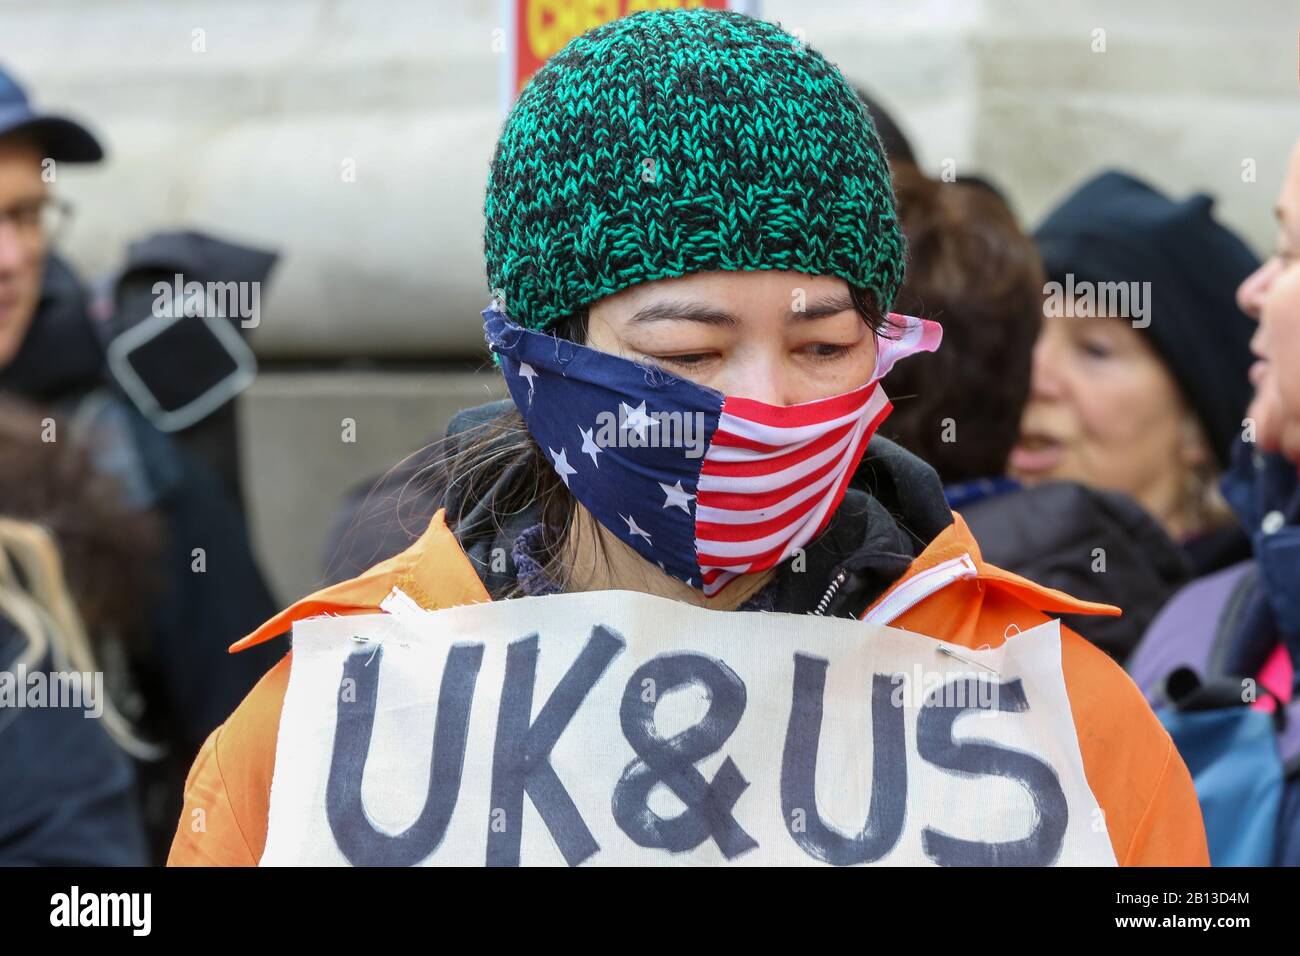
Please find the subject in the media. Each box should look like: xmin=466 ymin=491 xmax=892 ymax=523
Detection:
xmin=485 ymin=303 xmax=943 ymax=597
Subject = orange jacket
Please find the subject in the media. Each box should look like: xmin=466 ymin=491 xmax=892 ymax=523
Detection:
xmin=168 ymin=508 xmax=1208 ymax=866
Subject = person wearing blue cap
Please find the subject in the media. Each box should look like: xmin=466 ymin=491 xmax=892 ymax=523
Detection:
xmin=0 ymin=69 xmax=149 ymax=865
xmin=0 ymin=68 xmax=102 ymax=375
xmin=0 ymin=65 xmax=283 ymax=864
xmin=0 ymin=68 xmax=104 ymax=161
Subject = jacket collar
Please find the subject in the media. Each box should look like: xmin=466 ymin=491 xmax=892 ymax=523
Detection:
xmin=1221 ymin=442 xmax=1300 ymax=645
xmin=881 ymin=510 xmax=1120 ymax=621
xmin=1222 ymin=440 xmax=1300 ymax=536
xmin=230 ymin=510 xmax=489 ymax=652
xmin=231 ymin=507 xmax=1117 ymax=653
xmin=0 ymin=253 xmax=104 ymax=402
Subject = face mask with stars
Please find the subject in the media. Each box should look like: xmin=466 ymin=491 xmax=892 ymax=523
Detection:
xmin=483 ymin=300 xmax=941 ymax=597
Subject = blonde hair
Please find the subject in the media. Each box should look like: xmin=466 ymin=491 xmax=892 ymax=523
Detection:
xmin=0 ymin=517 xmax=160 ymax=759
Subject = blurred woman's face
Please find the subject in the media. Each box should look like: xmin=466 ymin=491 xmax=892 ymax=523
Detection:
xmin=1237 ymin=140 xmax=1300 ymax=463
xmin=584 ymin=270 xmax=878 ymax=403
xmin=1010 ymin=312 xmax=1208 ymax=535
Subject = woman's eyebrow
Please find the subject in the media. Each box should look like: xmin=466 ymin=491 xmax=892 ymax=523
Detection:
xmin=628 ymin=291 xmax=856 ymax=326
xmin=628 ymin=301 xmax=738 ymax=326
xmin=794 ymin=291 xmax=856 ymax=321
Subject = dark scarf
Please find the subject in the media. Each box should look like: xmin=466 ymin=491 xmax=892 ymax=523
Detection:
xmin=1218 ymin=440 xmax=1300 ymax=682
xmin=0 ymin=253 xmax=104 ymax=401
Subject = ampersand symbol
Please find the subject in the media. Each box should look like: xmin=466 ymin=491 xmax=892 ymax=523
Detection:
xmin=611 ymin=653 xmax=758 ymax=859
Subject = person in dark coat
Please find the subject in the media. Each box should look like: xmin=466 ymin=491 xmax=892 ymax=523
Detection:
xmin=0 ymin=616 xmax=148 ymax=866
xmin=1128 ymin=137 xmax=1300 ymax=866
xmin=0 ymin=397 xmax=156 ymax=866
xmin=880 ymin=163 xmax=1192 ymax=662
xmin=1013 ymin=171 xmax=1260 ymax=577
xmin=0 ymin=65 xmax=282 ymax=861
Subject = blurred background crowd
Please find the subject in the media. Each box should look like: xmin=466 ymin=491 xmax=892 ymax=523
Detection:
xmin=0 ymin=0 xmax=1297 ymax=866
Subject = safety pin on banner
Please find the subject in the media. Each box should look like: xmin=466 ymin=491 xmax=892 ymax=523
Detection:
xmin=349 ymin=632 xmax=413 ymax=666
xmin=936 ymin=642 xmax=1001 ymax=675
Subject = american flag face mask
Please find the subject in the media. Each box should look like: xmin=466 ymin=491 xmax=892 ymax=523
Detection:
xmin=483 ymin=301 xmax=942 ymax=598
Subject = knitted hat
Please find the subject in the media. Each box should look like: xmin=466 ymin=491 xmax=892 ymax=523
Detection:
xmin=1034 ymin=170 xmax=1260 ymax=469
xmin=483 ymin=8 xmax=905 ymax=332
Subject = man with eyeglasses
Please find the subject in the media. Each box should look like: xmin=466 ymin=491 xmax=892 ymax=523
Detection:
xmin=0 ymin=69 xmax=96 ymax=375
xmin=0 ymin=66 xmax=153 ymax=867
xmin=0 ymin=66 xmax=283 ymax=865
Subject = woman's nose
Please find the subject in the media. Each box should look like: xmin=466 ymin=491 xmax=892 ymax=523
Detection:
xmin=1027 ymin=330 xmax=1067 ymax=402
xmin=728 ymin=360 xmax=800 ymax=406
xmin=1237 ymin=257 xmax=1281 ymax=320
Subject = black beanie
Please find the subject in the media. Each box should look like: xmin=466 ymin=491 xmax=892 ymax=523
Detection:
xmin=1034 ymin=170 xmax=1259 ymax=469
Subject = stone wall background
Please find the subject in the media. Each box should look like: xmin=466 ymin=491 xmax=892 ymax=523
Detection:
xmin=5 ymin=0 xmax=1297 ymax=602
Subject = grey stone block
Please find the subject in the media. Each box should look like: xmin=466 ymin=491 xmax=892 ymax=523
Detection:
xmin=236 ymin=368 xmax=506 ymax=605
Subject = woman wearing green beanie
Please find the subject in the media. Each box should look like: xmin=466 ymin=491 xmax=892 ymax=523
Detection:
xmin=169 ymin=8 xmax=1206 ymax=867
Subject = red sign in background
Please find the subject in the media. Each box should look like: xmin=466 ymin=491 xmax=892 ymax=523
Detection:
xmin=509 ymin=0 xmax=742 ymax=103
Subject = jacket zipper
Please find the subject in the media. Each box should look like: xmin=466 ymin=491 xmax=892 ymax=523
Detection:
xmin=387 ymin=557 xmax=976 ymax=626
xmin=861 ymin=554 xmax=979 ymax=625
xmin=813 ymin=569 xmax=848 ymax=616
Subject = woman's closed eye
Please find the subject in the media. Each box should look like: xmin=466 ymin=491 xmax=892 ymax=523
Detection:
xmin=647 ymin=351 xmax=719 ymax=369
xmin=1076 ymin=337 xmax=1113 ymax=360
xmin=648 ymin=342 xmax=857 ymax=369
xmin=804 ymin=342 xmax=855 ymax=361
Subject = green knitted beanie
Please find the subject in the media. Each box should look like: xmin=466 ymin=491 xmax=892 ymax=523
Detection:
xmin=483 ymin=7 xmax=905 ymax=332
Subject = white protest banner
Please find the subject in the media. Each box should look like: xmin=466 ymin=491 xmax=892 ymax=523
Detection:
xmin=261 ymin=590 xmax=1116 ymax=866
